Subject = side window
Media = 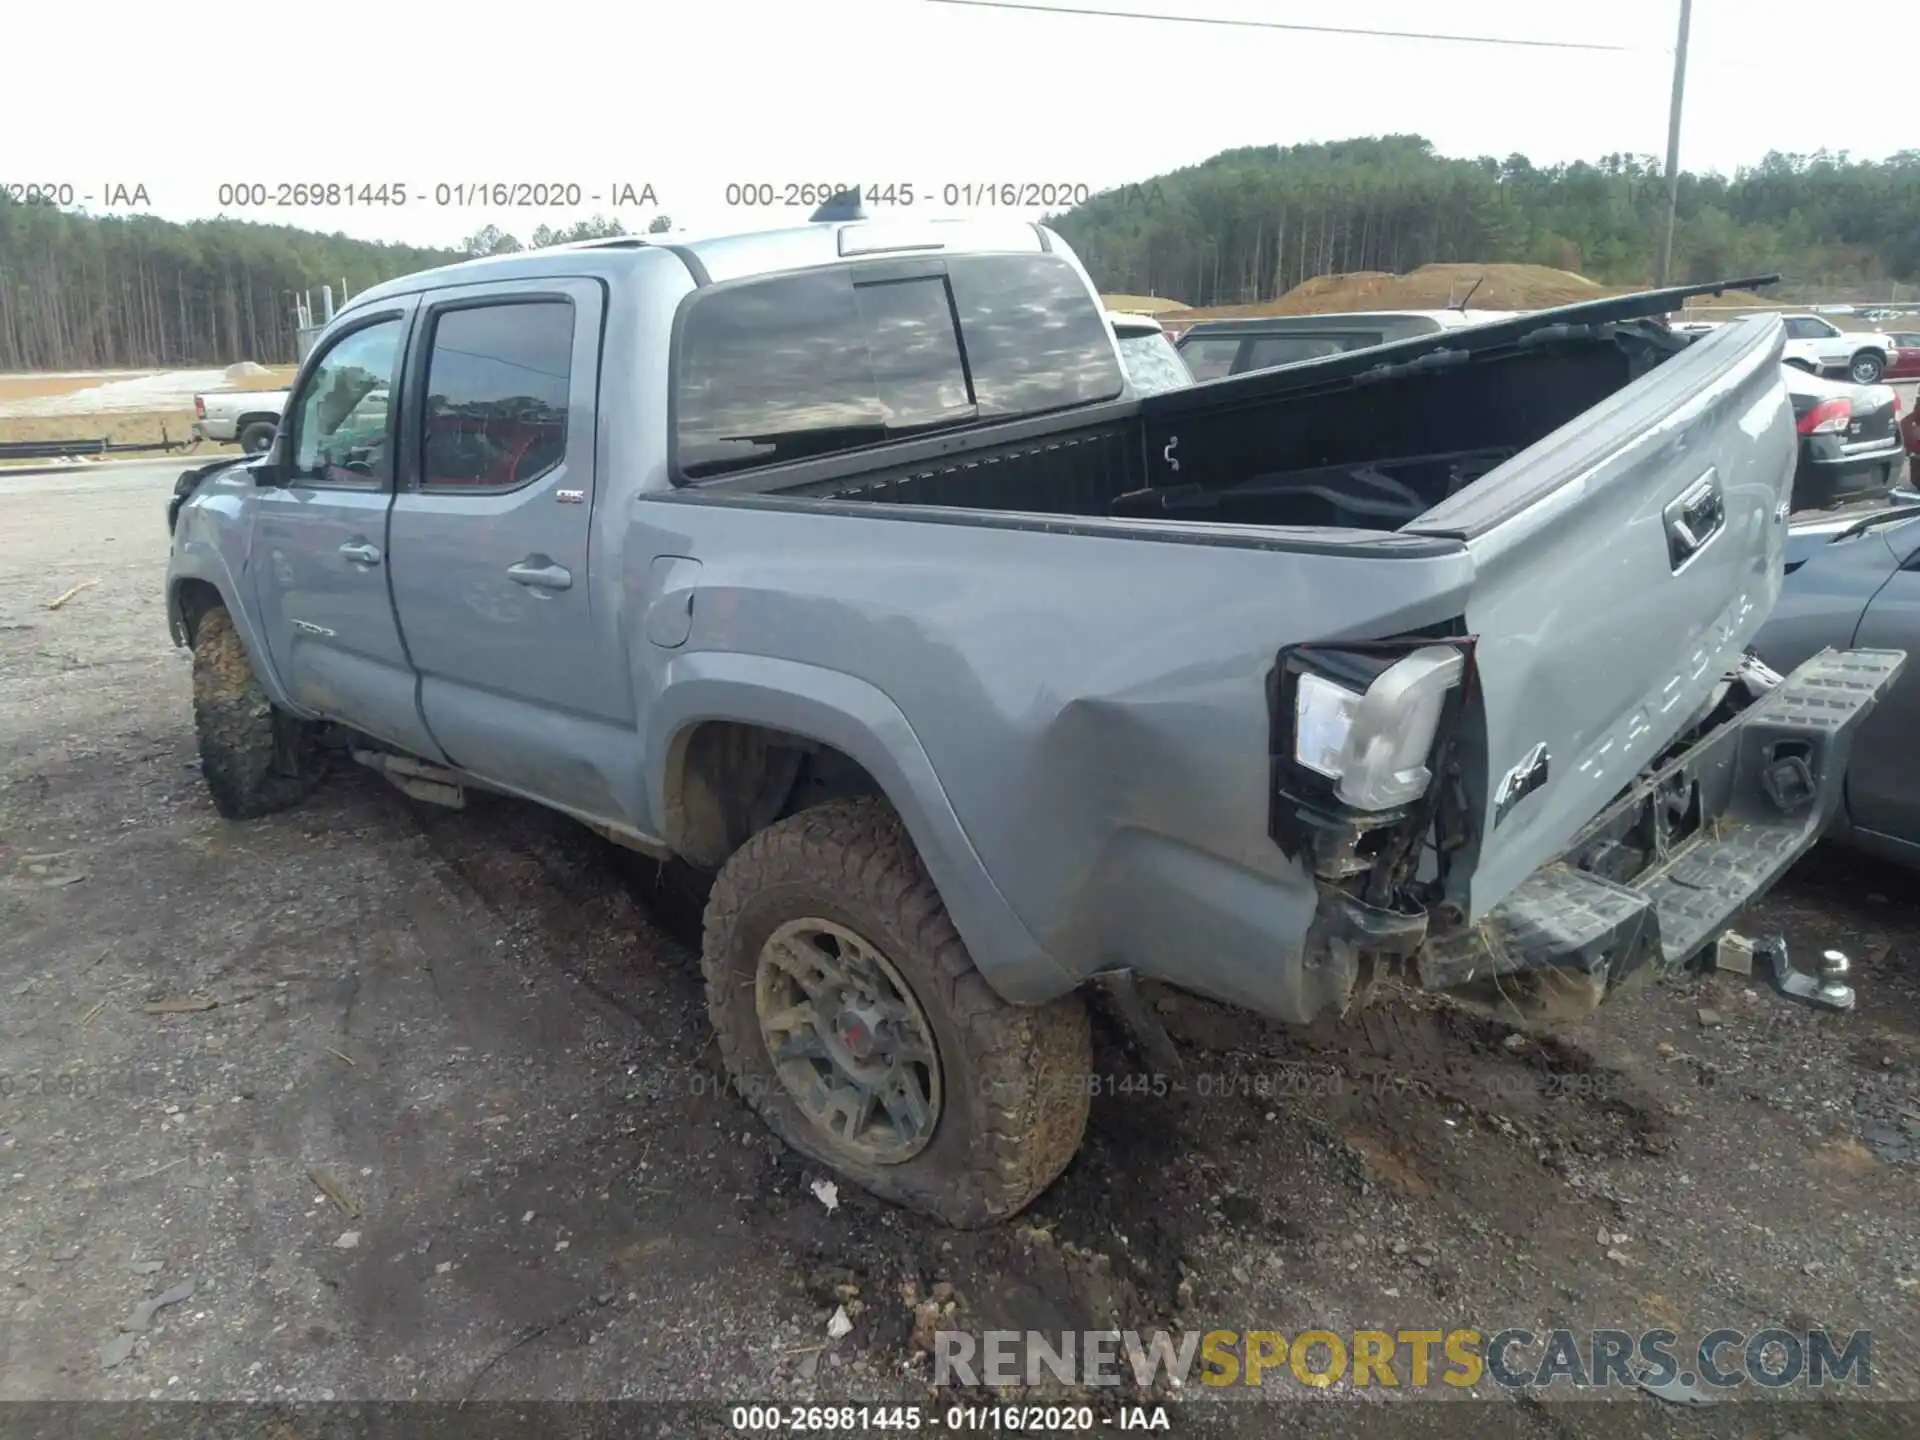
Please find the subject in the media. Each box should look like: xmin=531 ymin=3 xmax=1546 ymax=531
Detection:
xmin=289 ymin=319 xmax=402 ymax=488
xmin=421 ymin=300 xmax=574 ymax=491
xmin=1178 ymin=339 xmax=1242 ymax=382
xmin=1244 ymin=335 xmax=1365 ymax=370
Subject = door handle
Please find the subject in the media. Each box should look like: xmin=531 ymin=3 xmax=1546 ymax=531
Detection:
xmin=338 ymin=541 xmax=382 ymax=566
xmin=506 ymin=559 xmax=572 ymax=591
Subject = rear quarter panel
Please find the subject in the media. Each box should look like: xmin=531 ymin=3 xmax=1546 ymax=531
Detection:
xmin=633 ymin=494 xmax=1475 ymax=1016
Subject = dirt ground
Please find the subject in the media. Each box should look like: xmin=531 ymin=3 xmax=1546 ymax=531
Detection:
xmin=3 ymin=464 xmax=1920 ymax=1434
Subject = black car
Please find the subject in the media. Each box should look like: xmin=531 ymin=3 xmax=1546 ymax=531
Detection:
xmin=1783 ymin=365 xmax=1907 ymax=511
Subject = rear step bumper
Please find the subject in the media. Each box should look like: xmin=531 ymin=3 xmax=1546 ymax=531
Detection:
xmin=1417 ymin=647 xmax=1906 ymax=995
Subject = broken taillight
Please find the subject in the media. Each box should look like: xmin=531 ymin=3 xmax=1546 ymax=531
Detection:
xmin=1798 ymin=398 xmax=1851 ymax=436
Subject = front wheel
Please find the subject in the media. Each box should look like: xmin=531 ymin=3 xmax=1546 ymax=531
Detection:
xmin=191 ymin=607 xmax=324 ymax=818
xmin=1850 ymin=352 xmax=1885 ymax=384
xmin=701 ymin=797 xmax=1091 ymax=1227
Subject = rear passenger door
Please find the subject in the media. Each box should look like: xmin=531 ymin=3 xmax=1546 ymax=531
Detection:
xmin=384 ymin=278 xmax=630 ymax=818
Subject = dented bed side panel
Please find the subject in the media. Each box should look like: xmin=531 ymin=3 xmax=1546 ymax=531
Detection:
xmin=634 ymin=493 xmax=1476 ymax=1019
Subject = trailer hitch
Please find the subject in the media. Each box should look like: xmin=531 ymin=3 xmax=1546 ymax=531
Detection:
xmin=1714 ymin=931 xmax=1855 ymax=1012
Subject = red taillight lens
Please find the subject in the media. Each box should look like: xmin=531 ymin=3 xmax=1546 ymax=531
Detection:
xmin=1798 ymin=398 xmax=1851 ymax=435
xmin=194 ymin=395 xmax=206 ymax=419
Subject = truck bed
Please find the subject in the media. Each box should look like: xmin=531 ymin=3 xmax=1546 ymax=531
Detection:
xmin=796 ymin=318 xmax=1677 ymax=533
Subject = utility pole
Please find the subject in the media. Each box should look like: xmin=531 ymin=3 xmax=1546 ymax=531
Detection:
xmin=1657 ymin=0 xmax=1694 ymax=287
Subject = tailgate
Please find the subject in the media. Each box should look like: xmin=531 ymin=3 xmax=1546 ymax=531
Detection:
xmin=1406 ymin=316 xmax=1795 ymax=920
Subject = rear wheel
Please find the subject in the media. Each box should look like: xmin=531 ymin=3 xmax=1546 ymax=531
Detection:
xmin=1850 ymin=351 xmax=1886 ymax=384
xmin=700 ymin=797 xmax=1091 ymax=1227
xmin=239 ymin=420 xmax=277 ymax=454
xmin=191 ymin=607 xmax=323 ymax=818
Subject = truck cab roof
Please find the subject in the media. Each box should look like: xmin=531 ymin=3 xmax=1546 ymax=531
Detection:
xmin=344 ymin=217 xmax=1062 ymax=313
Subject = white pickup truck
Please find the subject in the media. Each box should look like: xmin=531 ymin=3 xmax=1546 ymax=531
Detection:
xmin=191 ymin=390 xmax=289 ymax=454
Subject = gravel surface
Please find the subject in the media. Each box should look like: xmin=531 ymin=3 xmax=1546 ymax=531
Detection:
xmin=3 ymin=462 xmax=1919 ymax=1433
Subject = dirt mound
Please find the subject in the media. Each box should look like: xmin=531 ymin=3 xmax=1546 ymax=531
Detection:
xmin=1172 ymin=262 xmax=1646 ymax=324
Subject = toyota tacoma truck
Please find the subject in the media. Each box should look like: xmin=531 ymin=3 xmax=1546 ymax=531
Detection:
xmin=163 ymin=208 xmax=1905 ymax=1226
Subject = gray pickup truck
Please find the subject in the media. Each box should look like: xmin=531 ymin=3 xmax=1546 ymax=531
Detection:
xmin=164 ymin=209 xmax=1905 ymax=1226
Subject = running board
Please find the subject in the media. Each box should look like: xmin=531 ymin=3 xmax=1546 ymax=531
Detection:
xmin=350 ymin=749 xmax=467 ymax=809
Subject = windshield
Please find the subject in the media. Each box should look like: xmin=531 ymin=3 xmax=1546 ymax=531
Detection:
xmin=1116 ymin=332 xmax=1193 ymax=395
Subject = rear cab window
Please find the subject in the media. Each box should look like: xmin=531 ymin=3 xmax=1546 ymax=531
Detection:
xmin=673 ymin=253 xmax=1124 ymax=482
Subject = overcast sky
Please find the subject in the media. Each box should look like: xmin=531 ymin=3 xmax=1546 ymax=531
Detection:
xmin=3 ymin=0 xmax=1895 ymax=250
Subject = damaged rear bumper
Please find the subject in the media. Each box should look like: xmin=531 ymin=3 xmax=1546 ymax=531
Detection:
xmin=1414 ymin=647 xmax=1905 ymax=996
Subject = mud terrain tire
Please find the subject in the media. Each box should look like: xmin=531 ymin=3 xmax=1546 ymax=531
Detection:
xmin=702 ymin=797 xmax=1091 ymax=1227
xmin=191 ymin=606 xmax=323 ymax=819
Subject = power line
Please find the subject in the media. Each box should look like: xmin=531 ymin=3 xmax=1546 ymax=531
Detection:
xmin=924 ymin=0 xmax=1642 ymax=53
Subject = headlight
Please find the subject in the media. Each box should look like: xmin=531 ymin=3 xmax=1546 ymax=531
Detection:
xmin=1293 ymin=646 xmax=1466 ymax=811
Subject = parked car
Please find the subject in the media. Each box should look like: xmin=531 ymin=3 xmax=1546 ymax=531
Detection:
xmin=1778 ymin=313 xmax=1900 ymax=384
xmin=1883 ymin=332 xmax=1920 ymax=381
xmin=1174 ymin=309 xmax=1508 ymax=380
xmin=164 ymin=216 xmax=1904 ymax=1226
xmin=191 ymin=389 xmax=290 ymax=454
xmin=1903 ymin=399 xmax=1920 ymax=495
xmin=1781 ymin=366 xmax=1908 ymax=510
xmin=1753 ymin=505 xmax=1920 ymax=866
xmin=1107 ymin=311 xmax=1193 ymax=395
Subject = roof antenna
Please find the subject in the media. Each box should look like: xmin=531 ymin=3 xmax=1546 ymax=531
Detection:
xmin=809 ymin=186 xmax=866 ymax=223
xmin=1452 ymin=275 xmax=1485 ymax=313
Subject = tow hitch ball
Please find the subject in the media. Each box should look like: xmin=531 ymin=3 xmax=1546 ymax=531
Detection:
xmin=1714 ymin=931 xmax=1855 ymax=1012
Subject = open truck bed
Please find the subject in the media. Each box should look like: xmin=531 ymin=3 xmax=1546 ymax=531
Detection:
xmin=758 ymin=277 xmax=1818 ymax=927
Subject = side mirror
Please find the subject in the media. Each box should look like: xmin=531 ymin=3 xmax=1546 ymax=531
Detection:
xmin=252 ymin=460 xmax=289 ymax=487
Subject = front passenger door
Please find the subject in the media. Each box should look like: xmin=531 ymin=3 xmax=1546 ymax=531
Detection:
xmin=250 ymin=301 xmax=444 ymax=760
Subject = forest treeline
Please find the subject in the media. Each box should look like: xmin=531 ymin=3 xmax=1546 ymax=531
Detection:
xmin=0 ymin=208 xmax=661 ymax=372
xmin=1052 ymin=136 xmax=1920 ymax=308
xmin=3 ymin=135 xmax=1916 ymax=369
